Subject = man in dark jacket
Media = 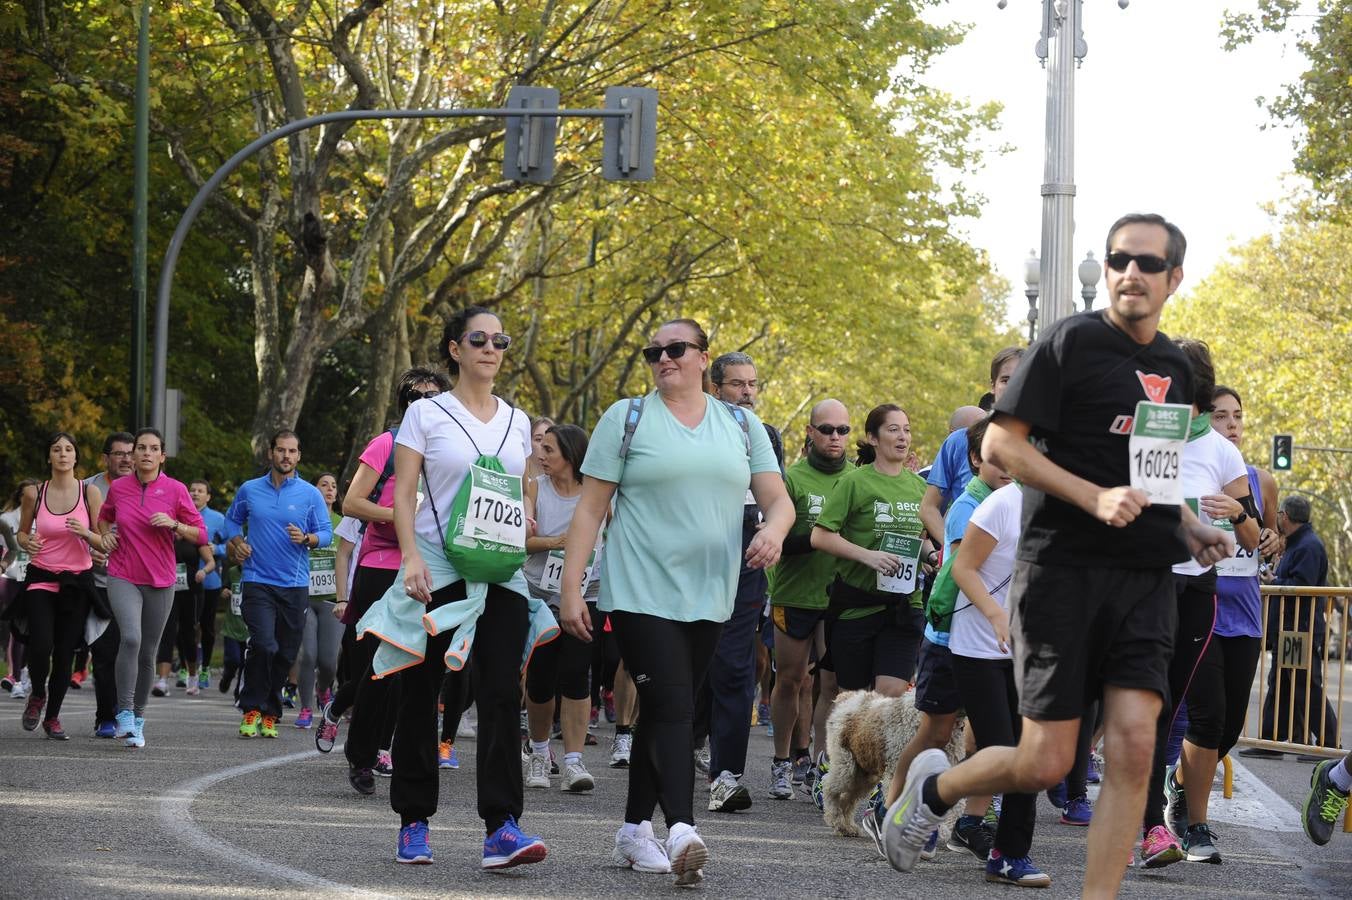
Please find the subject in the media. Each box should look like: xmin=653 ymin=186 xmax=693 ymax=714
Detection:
xmin=1245 ymin=495 xmax=1338 ymax=753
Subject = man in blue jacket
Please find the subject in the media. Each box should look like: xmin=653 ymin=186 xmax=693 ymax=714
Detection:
xmin=225 ymin=430 xmax=333 ymax=738
xmin=1244 ymin=495 xmax=1338 ymax=755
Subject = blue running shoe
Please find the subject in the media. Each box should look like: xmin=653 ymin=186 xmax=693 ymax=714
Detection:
xmin=95 ymin=720 xmax=117 ymax=739
xmin=985 ymin=849 xmax=1052 ymax=887
xmin=483 ymin=816 xmax=548 ymax=870
xmin=1046 ymin=779 xmax=1068 ymax=811
xmin=396 ymin=821 xmax=433 ymax=864
xmin=114 ymin=709 xmax=136 ymax=739
xmin=126 ymin=716 xmax=145 ymax=749
xmin=1060 ymin=795 xmax=1092 ymax=826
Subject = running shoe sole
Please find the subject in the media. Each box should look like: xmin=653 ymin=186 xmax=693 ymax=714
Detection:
xmin=482 ymin=842 xmax=548 ymax=870
xmin=670 ymin=838 xmax=707 ymax=887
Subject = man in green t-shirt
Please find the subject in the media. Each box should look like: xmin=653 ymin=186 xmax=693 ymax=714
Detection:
xmin=766 ymin=399 xmax=851 ymax=800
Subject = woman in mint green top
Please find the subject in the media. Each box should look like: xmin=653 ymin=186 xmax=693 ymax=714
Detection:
xmin=811 ymin=404 xmax=935 ymax=696
xmin=558 ymin=318 xmax=792 ymax=887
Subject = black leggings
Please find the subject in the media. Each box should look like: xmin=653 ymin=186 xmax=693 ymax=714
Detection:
xmin=591 ymin=621 xmax=621 ymax=707
xmin=526 ymin=616 xmax=593 ymax=703
xmin=1144 ymin=572 xmax=1217 ymax=829
xmin=610 ymin=610 xmax=722 ymax=828
xmin=391 ymin=581 xmax=528 ymax=833
xmin=157 ymin=589 xmax=200 ymax=667
xmin=339 ymin=566 xmax=400 ymax=767
xmin=952 ymin=654 xmax=1035 ymax=858
xmin=199 ymin=587 xmax=221 ymax=668
xmin=1185 ymin=634 xmax=1261 ymax=759
xmin=24 ymin=585 xmax=89 ymax=720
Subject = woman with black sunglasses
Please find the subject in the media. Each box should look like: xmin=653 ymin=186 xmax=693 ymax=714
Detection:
xmin=357 ymin=307 xmax=549 ymax=870
xmin=810 ymin=404 xmax=936 ymax=697
xmin=558 ymin=317 xmax=793 ymax=887
xmin=317 ymin=368 xmax=449 ymax=780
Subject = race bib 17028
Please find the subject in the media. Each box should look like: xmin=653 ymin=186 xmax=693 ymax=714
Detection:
xmin=458 ymin=465 xmax=526 ymax=550
xmin=1129 ymin=401 xmax=1190 ymax=505
xmin=876 ymin=533 xmax=922 ymax=595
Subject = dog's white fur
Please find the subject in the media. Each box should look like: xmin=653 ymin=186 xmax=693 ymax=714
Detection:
xmin=821 ymin=690 xmax=966 ymax=838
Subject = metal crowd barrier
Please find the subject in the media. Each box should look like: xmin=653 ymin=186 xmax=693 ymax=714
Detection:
xmin=1224 ymin=585 xmax=1352 ymax=833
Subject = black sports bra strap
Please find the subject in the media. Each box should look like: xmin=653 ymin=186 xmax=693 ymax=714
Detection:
xmin=495 ymin=402 xmax=515 ymax=456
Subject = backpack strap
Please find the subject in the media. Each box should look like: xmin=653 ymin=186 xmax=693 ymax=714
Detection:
xmin=617 ymin=397 xmax=646 ymax=460
xmin=721 ymin=402 xmax=752 ymax=460
xmin=366 ymin=427 xmax=400 ymax=504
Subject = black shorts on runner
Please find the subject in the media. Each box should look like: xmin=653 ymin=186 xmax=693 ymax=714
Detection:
xmin=914 ymin=638 xmax=962 ymax=715
xmin=772 ymin=605 xmax=826 ymax=642
xmin=829 ymin=605 xmax=925 ymax=691
xmin=1011 ymin=561 xmax=1176 ymax=721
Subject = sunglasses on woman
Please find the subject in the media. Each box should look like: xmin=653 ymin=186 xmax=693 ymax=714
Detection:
xmin=641 ymin=340 xmax=702 ymax=364
xmin=404 ymin=389 xmax=441 ymax=404
xmin=462 ymin=331 xmax=512 ymax=350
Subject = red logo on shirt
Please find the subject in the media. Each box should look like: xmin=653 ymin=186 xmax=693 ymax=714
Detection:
xmin=1136 ymin=370 xmax=1173 ymax=404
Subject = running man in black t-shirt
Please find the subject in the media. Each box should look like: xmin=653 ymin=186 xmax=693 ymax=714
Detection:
xmin=883 ymin=213 xmax=1232 ymax=896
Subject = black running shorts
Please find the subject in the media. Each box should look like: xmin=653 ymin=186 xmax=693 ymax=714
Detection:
xmin=1011 ymin=561 xmax=1176 ymax=721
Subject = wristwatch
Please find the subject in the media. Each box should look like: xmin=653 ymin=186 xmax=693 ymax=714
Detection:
xmin=1230 ymin=512 xmax=1249 ymax=526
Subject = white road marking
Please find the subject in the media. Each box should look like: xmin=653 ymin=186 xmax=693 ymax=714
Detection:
xmin=1204 ymin=757 xmax=1303 ymax=833
xmin=157 ymin=745 xmax=397 ymax=898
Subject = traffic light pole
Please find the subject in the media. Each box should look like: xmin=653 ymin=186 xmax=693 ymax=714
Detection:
xmin=148 ymin=97 xmax=649 ymax=431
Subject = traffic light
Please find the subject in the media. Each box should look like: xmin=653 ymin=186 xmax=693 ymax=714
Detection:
xmin=1272 ymin=434 xmax=1293 ymax=471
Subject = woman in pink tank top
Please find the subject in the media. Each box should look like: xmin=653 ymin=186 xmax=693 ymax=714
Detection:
xmin=12 ymin=432 xmax=106 ymax=739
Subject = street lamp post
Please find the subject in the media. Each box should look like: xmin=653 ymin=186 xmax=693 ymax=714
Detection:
xmin=1002 ymin=0 xmax=1128 ymax=331
xmin=1078 ymin=250 xmax=1099 ymax=310
xmin=1023 ymin=250 xmax=1040 ymax=343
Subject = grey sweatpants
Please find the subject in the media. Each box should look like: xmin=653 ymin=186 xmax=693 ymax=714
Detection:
xmin=108 ymin=577 xmax=175 ymax=716
xmin=298 ymin=598 xmax=343 ymax=711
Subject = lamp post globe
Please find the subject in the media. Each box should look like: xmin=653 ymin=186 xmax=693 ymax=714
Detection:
xmin=1077 ymin=250 xmax=1099 ymax=310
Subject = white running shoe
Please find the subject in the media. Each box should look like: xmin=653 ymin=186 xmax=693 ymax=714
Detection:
xmin=562 ymin=760 xmax=595 ymax=792
xmin=612 ymin=821 xmax=671 ymax=873
xmin=882 ymin=748 xmax=950 ymax=873
xmin=666 ymin=822 xmax=708 ymax=887
xmin=610 ymin=732 xmax=633 ymax=768
xmin=708 ymin=770 xmax=752 ymax=813
xmin=768 ymin=759 xmax=794 ymax=800
xmin=526 ymin=751 xmax=551 ymax=789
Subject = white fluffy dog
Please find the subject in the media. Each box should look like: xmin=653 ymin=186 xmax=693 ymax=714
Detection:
xmin=821 ymin=689 xmax=967 ymax=838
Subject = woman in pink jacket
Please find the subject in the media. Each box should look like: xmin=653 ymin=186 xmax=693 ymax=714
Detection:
xmin=97 ymin=428 xmax=206 ymax=749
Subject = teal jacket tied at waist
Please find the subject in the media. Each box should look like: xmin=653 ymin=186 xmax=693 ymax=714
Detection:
xmin=355 ymin=535 xmax=558 ymax=677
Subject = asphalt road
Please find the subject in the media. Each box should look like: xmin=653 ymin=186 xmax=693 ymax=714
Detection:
xmin=2 ymin=676 xmax=1350 ymax=899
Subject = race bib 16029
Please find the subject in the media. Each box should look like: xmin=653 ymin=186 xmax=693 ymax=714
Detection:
xmin=1129 ymin=402 xmax=1190 ymax=505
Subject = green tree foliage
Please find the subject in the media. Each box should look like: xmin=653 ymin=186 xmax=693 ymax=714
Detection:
xmin=2 ymin=1 xmax=1016 ymax=492
xmin=1163 ymin=210 xmax=1352 ymax=584
xmin=1223 ymin=0 xmax=1352 ymax=212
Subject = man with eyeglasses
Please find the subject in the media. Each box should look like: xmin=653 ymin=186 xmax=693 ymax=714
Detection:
xmin=694 ymin=351 xmax=784 ymax=812
xmin=315 ymin=368 xmax=451 ymax=791
xmin=79 ymin=431 xmax=135 ymax=737
xmin=765 ymin=399 xmax=852 ymax=800
xmin=884 ymin=213 xmax=1232 ymax=896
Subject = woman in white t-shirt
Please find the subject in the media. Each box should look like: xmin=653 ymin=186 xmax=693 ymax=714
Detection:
xmin=375 ymin=305 xmax=547 ymax=869
xmin=1138 ymin=338 xmax=1260 ymax=866
xmin=949 ymin=482 xmax=1051 ymax=886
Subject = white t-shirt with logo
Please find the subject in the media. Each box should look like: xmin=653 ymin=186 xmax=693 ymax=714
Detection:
xmin=395 ymin=394 xmax=532 ymax=548
xmin=949 ymin=483 xmax=1022 ymax=661
xmin=1174 ymin=428 xmax=1248 ymax=577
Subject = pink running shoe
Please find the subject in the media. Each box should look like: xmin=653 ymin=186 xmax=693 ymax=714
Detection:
xmin=296 ymin=707 xmax=313 ymax=729
xmin=1140 ymin=825 xmax=1184 ymax=868
xmin=315 ymin=703 xmax=340 ymax=753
